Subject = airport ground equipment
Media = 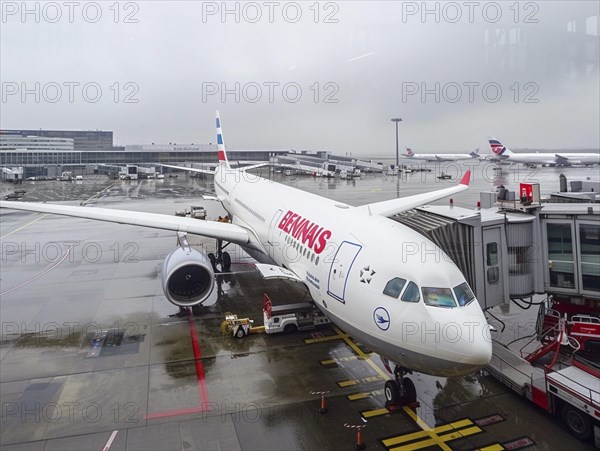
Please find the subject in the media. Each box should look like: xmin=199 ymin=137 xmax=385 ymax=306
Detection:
xmin=489 ymin=330 xmax=600 ymax=444
xmin=220 ymin=312 xmax=263 ymax=338
xmin=262 ymin=294 xmax=330 ymax=334
xmin=175 ymin=206 xmax=207 ymax=220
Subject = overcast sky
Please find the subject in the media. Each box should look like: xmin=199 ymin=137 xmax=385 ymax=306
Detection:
xmin=1 ymin=1 xmax=599 ymax=155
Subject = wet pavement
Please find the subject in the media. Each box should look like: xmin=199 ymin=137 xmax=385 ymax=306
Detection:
xmin=1 ymin=162 xmax=596 ymax=450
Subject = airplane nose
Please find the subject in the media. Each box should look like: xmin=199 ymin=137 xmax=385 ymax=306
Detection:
xmin=468 ymin=328 xmax=493 ymax=365
xmin=436 ymin=320 xmax=492 ymax=376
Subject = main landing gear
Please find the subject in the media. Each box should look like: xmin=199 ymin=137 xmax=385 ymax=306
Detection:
xmin=208 ymin=239 xmax=232 ymax=273
xmin=382 ymin=358 xmax=417 ymax=406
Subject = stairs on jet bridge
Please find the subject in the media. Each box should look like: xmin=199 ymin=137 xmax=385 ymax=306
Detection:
xmin=488 ymin=341 xmax=546 ymax=396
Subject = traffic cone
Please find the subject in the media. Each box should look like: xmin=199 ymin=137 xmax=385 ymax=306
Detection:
xmin=354 ymin=428 xmax=366 ymax=450
xmin=319 ymin=394 xmax=328 ymax=414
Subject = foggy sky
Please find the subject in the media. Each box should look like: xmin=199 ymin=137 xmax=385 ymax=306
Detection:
xmin=1 ymin=1 xmax=599 ymax=156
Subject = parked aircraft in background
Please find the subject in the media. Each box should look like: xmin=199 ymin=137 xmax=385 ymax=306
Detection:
xmin=1 ymin=112 xmax=492 ymax=406
xmin=489 ymin=138 xmax=600 ymax=165
xmin=402 ymin=147 xmax=480 ymax=162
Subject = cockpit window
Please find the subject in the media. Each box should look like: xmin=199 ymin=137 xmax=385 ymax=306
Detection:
xmin=422 ymin=287 xmax=456 ymax=308
xmin=383 ymin=277 xmax=406 ymax=298
xmin=453 ymin=282 xmax=475 ymax=306
xmin=401 ymin=281 xmax=420 ymax=303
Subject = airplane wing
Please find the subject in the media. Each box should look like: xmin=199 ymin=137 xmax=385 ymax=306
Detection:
xmin=160 ymin=164 xmax=216 ymax=175
xmin=359 ymin=171 xmax=471 ymax=217
xmin=161 ymin=162 xmax=270 ymax=174
xmin=236 ymin=162 xmax=271 ymax=172
xmin=554 ymin=154 xmax=572 ymax=165
xmin=0 ymin=201 xmax=251 ymax=245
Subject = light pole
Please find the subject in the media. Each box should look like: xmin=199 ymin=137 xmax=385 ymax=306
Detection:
xmin=391 ymin=118 xmax=402 ymax=168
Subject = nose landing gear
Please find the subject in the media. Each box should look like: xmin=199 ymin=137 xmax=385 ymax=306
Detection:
xmin=382 ymin=358 xmax=417 ymax=406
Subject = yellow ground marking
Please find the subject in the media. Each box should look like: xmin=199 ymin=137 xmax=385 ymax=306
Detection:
xmin=362 ymin=407 xmax=390 ymax=418
xmin=320 ymin=355 xmax=359 ymax=365
xmin=338 ymin=375 xmax=385 ymax=388
xmin=326 ymin=326 xmax=483 ymax=451
xmin=400 ymin=407 xmax=454 ymax=451
xmin=383 ymin=421 xmax=482 ymax=451
xmin=0 ymin=214 xmax=48 ymax=239
xmin=347 ymin=389 xmax=383 ymax=401
xmin=329 ymin=325 xmax=453 ymax=450
xmin=304 ymin=334 xmax=347 ymax=344
xmin=348 ymin=392 xmax=371 ymax=401
xmin=477 ymin=445 xmax=504 ymax=451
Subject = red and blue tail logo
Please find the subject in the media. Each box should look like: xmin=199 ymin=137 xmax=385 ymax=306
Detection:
xmin=406 ymin=148 xmax=415 ymax=157
xmin=489 ymin=139 xmax=506 ymax=156
xmin=216 ymin=111 xmax=230 ymax=168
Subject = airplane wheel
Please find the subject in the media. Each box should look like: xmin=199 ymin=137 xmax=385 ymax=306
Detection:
xmin=191 ymin=305 xmax=202 ymax=316
xmin=208 ymin=253 xmax=218 ymax=272
xmin=401 ymin=377 xmax=417 ymax=404
xmin=561 ymin=405 xmax=592 ymax=440
xmin=384 ymin=380 xmax=400 ymax=405
xmin=222 ymin=252 xmax=231 ymax=271
xmin=235 ymin=327 xmax=245 ymax=339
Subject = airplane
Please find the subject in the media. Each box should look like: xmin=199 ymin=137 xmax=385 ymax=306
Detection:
xmin=489 ymin=138 xmax=600 ymax=166
xmin=0 ymin=112 xmax=492 ymax=405
xmin=401 ymin=147 xmax=480 ymax=162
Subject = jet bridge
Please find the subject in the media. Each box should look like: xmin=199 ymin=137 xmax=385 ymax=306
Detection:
xmin=392 ymin=196 xmax=599 ymax=309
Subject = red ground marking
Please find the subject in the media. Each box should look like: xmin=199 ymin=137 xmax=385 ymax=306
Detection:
xmin=144 ymin=309 xmax=210 ymax=420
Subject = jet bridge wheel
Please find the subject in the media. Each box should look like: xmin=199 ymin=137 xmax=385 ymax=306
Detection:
xmin=561 ymin=405 xmax=592 ymax=441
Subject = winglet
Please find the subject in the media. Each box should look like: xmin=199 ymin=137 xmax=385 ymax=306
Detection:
xmin=459 ymin=170 xmax=471 ymax=186
xmin=216 ymin=110 xmax=231 ymax=169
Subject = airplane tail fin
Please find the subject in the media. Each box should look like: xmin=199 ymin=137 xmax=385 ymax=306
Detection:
xmin=405 ymin=147 xmax=414 ymax=157
xmin=470 ymin=148 xmax=480 ymax=158
xmin=488 ymin=138 xmax=511 ymax=156
xmin=216 ymin=110 xmax=231 ymax=169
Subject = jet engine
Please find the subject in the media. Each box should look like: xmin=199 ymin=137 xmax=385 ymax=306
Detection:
xmin=161 ymin=246 xmax=215 ymax=307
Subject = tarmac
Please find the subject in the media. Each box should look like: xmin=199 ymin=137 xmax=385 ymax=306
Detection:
xmin=1 ymin=165 xmax=596 ymax=450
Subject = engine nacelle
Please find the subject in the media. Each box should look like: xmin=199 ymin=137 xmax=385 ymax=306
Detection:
xmin=161 ymin=246 xmax=215 ymax=307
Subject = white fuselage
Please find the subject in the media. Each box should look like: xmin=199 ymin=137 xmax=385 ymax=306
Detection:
xmin=497 ymin=151 xmax=599 ymax=165
xmin=554 ymin=153 xmax=600 ymax=165
xmin=404 ymin=154 xmax=477 ymax=162
xmin=214 ymin=168 xmax=491 ymax=377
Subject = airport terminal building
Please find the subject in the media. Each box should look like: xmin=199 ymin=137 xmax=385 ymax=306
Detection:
xmin=1 ymin=129 xmax=118 ymax=151
xmin=0 ymin=130 xmax=288 ymax=177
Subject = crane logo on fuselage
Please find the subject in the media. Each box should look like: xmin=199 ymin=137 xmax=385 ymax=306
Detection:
xmin=278 ymin=210 xmax=332 ymax=254
xmin=373 ymin=307 xmax=391 ymax=331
